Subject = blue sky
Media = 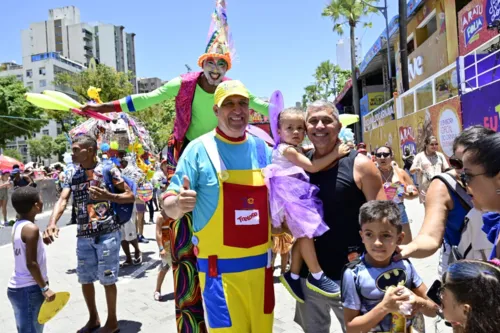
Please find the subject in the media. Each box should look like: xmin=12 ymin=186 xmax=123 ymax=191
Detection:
xmin=0 ymin=0 xmax=398 ymax=106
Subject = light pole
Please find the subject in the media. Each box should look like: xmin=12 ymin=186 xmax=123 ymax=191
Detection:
xmin=362 ymin=0 xmax=393 ymax=96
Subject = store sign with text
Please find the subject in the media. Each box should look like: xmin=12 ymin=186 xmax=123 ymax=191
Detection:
xmin=459 ymin=0 xmax=499 ymax=55
xmin=363 ymin=100 xmax=395 ymax=132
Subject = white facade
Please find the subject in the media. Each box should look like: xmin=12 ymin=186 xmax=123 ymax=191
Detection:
xmin=21 ymin=6 xmax=136 ymax=85
xmin=336 ymin=38 xmax=363 ymax=71
xmin=3 ymin=6 xmax=138 ymax=164
xmin=1 ymin=54 xmax=85 ymax=164
xmin=138 ymin=77 xmax=163 ymax=93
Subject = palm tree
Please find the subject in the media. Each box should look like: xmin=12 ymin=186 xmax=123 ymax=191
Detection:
xmin=322 ymin=0 xmax=378 ymax=117
xmin=313 ymin=61 xmax=352 ymax=101
xmin=314 ymin=60 xmax=336 ymax=99
xmin=302 ymin=84 xmax=322 ymax=108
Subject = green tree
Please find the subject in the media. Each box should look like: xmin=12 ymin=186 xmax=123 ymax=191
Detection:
xmin=0 ymin=76 xmax=47 ymax=147
xmin=302 ymin=84 xmax=322 ymax=109
xmin=314 ymin=60 xmax=351 ymax=100
xmin=28 ymin=138 xmax=44 ymax=163
xmin=54 ymin=134 xmax=70 ymax=161
xmin=2 ymin=148 xmax=23 ymax=162
xmin=40 ymin=135 xmax=55 ymax=159
xmin=53 ymin=64 xmax=135 ymax=134
xmin=133 ymin=99 xmax=176 ymax=150
xmin=322 ymin=0 xmax=378 ymax=117
xmin=53 ymin=64 xmax=134 ymax=103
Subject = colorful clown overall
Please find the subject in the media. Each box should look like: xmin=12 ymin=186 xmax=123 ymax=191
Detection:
xmin=166 ymin=127 xmax=275 ymax=333
xmin=81 ymin=2 xmax=269 ymax=331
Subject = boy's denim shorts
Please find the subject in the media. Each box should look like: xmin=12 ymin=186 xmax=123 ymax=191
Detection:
xmin=7 ymin=284 xmax=45 ymax=333
xmin=76 ymin=230 xmax=121 ymax=285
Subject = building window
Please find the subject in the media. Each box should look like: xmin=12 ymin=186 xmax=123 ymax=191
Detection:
xmin=16 ymin=75 xmax=23 ymax=81
xmin=26 ymin=82 xmax=33 ymax=89
xmin=407 ymin=33 xmax=415 ymax=56
xmin=57 ymin=127 xmax=62 ymax=135
xmin=42 ymin=129 xmax=49 ymax=136
xmin=39 ymin=80 xmax=47 ymax=87
xmin=26 ymin=69 xmax=33 ymax=78
xmin=39 ymin=67 xmax=46 ymax=75
xmin=415 ymin=10 xmax=437 ymax=47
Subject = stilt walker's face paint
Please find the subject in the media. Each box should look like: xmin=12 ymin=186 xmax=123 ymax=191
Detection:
xmin=203 ymin=57 xmax=228 ymax=86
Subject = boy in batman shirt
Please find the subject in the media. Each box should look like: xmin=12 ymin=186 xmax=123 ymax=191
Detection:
xmin=342 ymin=201 xmax=438 ymax=332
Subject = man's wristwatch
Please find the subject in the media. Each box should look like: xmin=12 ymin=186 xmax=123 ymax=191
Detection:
xmin=40 ymin=285 xmax=49 ymax=293
xmin=159 ymin=246 xmax=164 ymax=251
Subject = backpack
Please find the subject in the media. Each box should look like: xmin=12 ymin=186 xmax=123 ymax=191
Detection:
xmin=102 ymin=160 xmax=137 ymax=225
xmin=433 ymin=173 xmax=492 ymax=262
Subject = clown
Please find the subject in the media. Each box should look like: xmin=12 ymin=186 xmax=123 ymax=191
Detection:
xmin=82 ymin=2 xmax=268 ymax=332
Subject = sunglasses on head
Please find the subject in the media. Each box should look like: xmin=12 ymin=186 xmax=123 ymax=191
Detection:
xmin=375 ymin=152 xmax=391 ymax=158
xmin=449 ymin=155 xmax=463 ymax=169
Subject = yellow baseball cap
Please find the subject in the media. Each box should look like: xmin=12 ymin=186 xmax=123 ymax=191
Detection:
xmin=214 ymin=80 xmax=249 ymax=107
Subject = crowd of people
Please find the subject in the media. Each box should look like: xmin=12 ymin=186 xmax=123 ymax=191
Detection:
xmin=4 ymin=76 xmax=500 ymax=333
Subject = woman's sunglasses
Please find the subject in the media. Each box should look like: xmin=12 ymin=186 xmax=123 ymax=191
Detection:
xmin=461 ymin=171 xmax=487 ymax=186
xmin=449 ymin=155 xmax=463 ymax=170
xmin=375 ymin=152 xmax=391 ymax=158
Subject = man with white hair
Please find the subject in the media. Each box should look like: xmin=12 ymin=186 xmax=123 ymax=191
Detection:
xmin=294 ymin=100 xmax=386 ymax=333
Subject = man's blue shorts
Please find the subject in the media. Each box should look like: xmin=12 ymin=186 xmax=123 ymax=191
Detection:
xmin=76 ymin=230 xmax=121 ymax=285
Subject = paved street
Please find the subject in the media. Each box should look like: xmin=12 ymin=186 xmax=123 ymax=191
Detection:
xmin=0 ymin=200 xmax=451 ymax=332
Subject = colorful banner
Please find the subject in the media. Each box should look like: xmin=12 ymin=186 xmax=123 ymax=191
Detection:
xmin=486 ymin=0 xmax=500 ymax=25
xmin=364 ymin=97 xmax=462 ymax=167
xmin=364 ymin=120 xmax=402 ymax=164
xmin=363 ymin=99 xmax=396 ymax=132
xmin=249 ymin=109 xmax=269 ymax=123
xmin=458 ymin=0 xmax=499 ymax=55
xmin=360 ymin=92 xmax=385 ymax=116
xmin=461 ymin=80 xmax=500 ymax=132
xmin=429 ymin=97 xmax=462 ymax=157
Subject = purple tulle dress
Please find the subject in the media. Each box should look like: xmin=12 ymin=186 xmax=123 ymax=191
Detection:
xmin=263 ymin=144 xmax=329 ymax=239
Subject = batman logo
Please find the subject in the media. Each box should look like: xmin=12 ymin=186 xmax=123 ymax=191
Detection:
xmin=376 ymin=268 xmax=407 ymax=292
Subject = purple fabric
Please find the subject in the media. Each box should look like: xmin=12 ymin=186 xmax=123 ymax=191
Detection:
xmin=174 ymin=72 xmax=202 ymax=141
xmin=269 ymin=91 xmax=284 ymax=148
xmin=263 ymin=164 xmax=329 ymax=238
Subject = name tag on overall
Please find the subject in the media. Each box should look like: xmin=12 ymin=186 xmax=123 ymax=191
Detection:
xmin=235 ymin=210 xmax=260 ymax=225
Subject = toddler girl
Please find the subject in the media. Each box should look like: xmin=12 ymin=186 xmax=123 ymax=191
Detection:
xmin=264 ymin=107 xmax=349 ymax=302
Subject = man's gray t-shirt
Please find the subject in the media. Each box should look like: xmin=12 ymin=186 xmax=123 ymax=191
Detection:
xmin=342 ymin=256 xmax=423 ymax=331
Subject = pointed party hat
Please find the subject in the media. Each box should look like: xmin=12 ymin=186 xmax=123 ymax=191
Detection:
xmin=198 ymin=0 xmax=235 ymax=70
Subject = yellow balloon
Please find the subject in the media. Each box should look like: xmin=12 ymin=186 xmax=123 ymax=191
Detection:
xmin=42 ymin=90 xmax=83 ymax=109
xmin=110 ymin=141 xmax=119 ymax=150
xmin=339 ymin=114 xmax=360 ymax=127
xmin=25 ymin=93 xmax=72 ymax=112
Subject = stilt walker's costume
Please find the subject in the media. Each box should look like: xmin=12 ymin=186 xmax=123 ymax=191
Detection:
xmin=108 ymin=2 xmax=269 ymax=332
xmin=165 ymin=80 xmax=275 ymax=332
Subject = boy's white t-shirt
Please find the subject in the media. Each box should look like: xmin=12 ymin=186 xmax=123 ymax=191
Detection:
xmin=342 ymin=255 xmax=423 ymax=332
xmin=8 ymin=220 xmax=48 ymax=288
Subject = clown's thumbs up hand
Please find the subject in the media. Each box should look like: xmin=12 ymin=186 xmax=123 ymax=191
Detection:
xmin=177 ymin=176 xmax=197 ymax=214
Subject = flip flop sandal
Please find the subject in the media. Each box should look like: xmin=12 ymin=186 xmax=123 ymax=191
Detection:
xmin=119 ymin=261 xmax=133 ymax=268
xmin=133 ymin=256 xmax=143 ymax=265
xmin=76 ymin=324 xmax=100 ymax=333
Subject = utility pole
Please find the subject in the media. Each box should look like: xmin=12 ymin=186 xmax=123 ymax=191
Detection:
xmin=362 ymin=0 xmax=393 ymax=96
xmin=185 ymin=64 xmax=192 ymax=73
xmin=399 ymin=0 xmax=409 ymax=91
